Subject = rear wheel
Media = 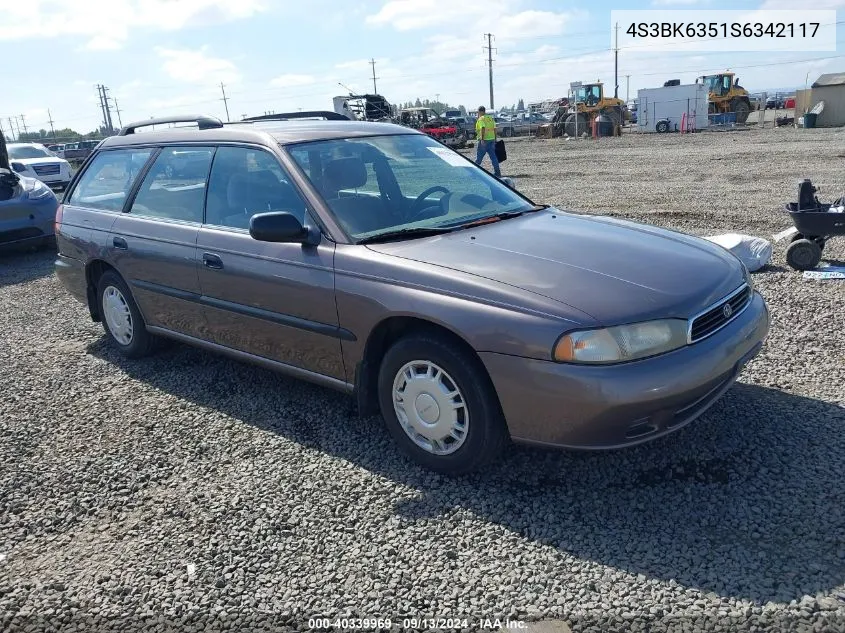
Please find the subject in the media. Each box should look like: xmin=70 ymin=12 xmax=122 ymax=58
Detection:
xmin=602 ymin=107 xmax=622 ymax=131
xmin=97 ymin=270 xmax=158 ymax=358
xmin=785 ymin=238 xmax=822 ymax=271
xmin=377 ymin=333 xmax=509 ymax=475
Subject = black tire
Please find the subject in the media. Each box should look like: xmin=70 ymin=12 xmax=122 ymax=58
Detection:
xmin=501 ymin=126 xmax=513 ymax=138
xmin=785 ymin=238 xmax=822 ymax=271
xmin=656 ymin=120 xmax=671 ymax=133
xmin=97 ymin=270 xmax=158 ymax=358
xmin=602 ymin=107 xmax=623 ymax=130
xmin=565 ymin=113 xmax=589 ymax=137
xmin=732 ymin=98 xmax=750 ymax=123
xmin=377 ymin=333 xmax=509 ymax=475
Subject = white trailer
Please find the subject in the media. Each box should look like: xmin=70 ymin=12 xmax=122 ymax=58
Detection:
xmin=636 ymin=83 xmax=710 ymax=133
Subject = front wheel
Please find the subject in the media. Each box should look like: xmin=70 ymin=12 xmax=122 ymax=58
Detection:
xmin=785 ymin=238 xmax=822 ymax=271
xmin=377 ymin=334 xmax=509 ymax=475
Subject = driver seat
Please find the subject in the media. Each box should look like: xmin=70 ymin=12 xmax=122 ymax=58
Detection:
xmin=321 ymin=156 xmax=393 ymax=235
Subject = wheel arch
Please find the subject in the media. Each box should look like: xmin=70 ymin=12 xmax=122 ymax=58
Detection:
xmin=85 ymin=259 xmax=119 ymax=322
xmin=354 ymin=315 xmax=499 ymax=418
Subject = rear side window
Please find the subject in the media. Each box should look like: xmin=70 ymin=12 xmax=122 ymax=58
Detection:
xmin=129 ymin=146 xmax=215 ymax=223
xmin=67 ymin=149 xmax=154 ymax=212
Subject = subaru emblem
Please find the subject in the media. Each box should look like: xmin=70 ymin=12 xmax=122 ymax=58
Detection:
xmin=722 ymin=303 xmax=733 ymax=318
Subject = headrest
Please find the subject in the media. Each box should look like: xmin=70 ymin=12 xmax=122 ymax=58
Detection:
xmin=323 ymin=157 xmax=367 ymax=191
xmin=226 ymin=169 xmax=279 ymax=208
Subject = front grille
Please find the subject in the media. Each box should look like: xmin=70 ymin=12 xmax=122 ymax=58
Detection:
xmin=689 ymin=284 xmax=752 ymax=342
xmin=32 ymin=163 xmax=61 ymax=176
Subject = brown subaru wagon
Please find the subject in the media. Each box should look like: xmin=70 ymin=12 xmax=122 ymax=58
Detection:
xmin=54 ymin=114 xmax=769 ymax=474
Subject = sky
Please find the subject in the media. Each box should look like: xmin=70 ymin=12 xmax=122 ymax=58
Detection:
xmin=1 ymin=0 xmax=845 ymax=138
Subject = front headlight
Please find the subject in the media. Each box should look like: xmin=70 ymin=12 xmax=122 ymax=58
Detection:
xmin=26 ymin=180 xmax=53 ymax=200
xmin=553 ymin=319 xmax=688 ymax=364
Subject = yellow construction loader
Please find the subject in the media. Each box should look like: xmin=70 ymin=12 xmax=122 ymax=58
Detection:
xmin=696 ymin=71 xmax=752 ymax=124
xmin=564 ymin=81 xmax=625 ymax=137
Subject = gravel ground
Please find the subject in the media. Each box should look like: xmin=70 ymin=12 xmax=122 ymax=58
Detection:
xmin=2 ymin=126 xmax=844 ymax=633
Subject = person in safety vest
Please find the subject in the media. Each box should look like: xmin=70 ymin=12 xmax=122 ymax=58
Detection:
xmin=474 ymin=106 xmax=501 ymax=177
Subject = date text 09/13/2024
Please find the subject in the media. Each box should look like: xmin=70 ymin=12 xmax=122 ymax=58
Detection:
xmin=307 ymin=617 xmax=532 ymax=630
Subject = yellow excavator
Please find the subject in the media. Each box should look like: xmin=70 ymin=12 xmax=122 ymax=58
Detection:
xmin=696 ymin=71 xmax=752 ymax=124
xmin=564 ymin=81 xmax=625 ymax=137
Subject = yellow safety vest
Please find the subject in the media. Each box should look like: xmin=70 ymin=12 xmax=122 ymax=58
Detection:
xmin=475 ymin=115 xmax=496 ymax=141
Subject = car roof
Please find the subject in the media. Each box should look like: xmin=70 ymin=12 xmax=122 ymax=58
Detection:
xmin=97 ymin=120 xmax=422 ymax=150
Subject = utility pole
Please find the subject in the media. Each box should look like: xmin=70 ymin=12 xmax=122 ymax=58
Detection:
xmin=369 ymin=58 xmax=378 ymax=94
xmin=484 ymin=33 xmax=496 ymax=110
xmin=8 ymin=118 xmax=16 ymax=141
xmin=220 ymin=82 xmax=231 ymax=122
xmin=614 ymin=22 xmax=620 ymax=99
xmin=96 ymin=85 xmax=108 ymax=132
xmin=47 ymin=108 xmax=57 ymax=141
xmin=19 ymin=114 xmax=28 ymax=137
xmin=102 ymin=85 xmax=115 ymax=133
xmin=114 ymin=100 xmax=123 ymax=128
xmin=625 ymin=75 xmax=631 ymax=103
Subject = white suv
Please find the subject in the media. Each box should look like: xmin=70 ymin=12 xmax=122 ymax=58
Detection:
xmin=8 ymin=142 xmax=72 ymax=190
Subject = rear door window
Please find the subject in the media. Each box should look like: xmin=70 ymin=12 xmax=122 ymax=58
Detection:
xmin=129 ymin=146 xmax=215 ymax=224
xmin=67 ymin=148 xmax=154 ymax=212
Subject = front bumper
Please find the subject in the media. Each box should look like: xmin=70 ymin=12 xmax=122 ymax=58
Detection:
xmin=480 ymin=291 xmax=770 ymax=449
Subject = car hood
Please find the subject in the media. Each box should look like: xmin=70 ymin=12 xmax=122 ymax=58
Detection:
xmin=13 ymin=157 xmax=65 ymax=165
xmin=365 ymin=209 xmax=745 ymax=325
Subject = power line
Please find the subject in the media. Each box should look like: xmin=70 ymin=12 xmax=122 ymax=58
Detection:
xmin=19 ymin=114 xmax=28 ymax=137
xmin=484 ymin=33 xmax=496 ymax=110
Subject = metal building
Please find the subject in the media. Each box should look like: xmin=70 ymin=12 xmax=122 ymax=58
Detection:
xmin=809 ymin=73 xmax=845 ymax=127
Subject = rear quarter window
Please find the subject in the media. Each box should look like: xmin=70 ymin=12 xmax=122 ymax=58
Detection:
xmin=67 ymin=148 xmax=154 ymax=212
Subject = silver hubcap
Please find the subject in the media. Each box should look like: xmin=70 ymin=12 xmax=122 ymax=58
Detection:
xmin=392 ymin=360 xmax=468 ymax=456
xmin=102 ymin=285 xmax=133 ymax=345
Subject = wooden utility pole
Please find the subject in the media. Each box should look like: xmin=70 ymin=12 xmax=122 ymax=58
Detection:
xmin=220 ymin=83 xmax=231 ymax=121
xmin=369 ymin=59 xmax=378 ymax=94
xmin=484 ymin=33 xmax=495 ymax=110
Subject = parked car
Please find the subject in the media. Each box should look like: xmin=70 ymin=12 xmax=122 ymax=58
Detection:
xmin=1 ymin=137 xmax=59 ymax=251
xmin=509 ymin=113 xmax=548 ymax=135
xmin=8 ymin=142 xmax=72 ymax=190
xmin=54 ymin=115 xmax=770 ymax=474
xmin=492 ymin=116 xmax=515 ymax=137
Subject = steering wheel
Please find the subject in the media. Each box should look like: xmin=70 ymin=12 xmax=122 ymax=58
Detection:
xmin=409 ymin=185 xmax=451 ymax=221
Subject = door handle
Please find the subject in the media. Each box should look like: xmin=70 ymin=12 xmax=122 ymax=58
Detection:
xmin=113 ymin=237 xmax=128 ymax=250
xmin=202 ymin=253 xmax=223 ymax=269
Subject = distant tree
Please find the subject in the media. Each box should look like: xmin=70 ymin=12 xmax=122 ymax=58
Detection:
xmin=414 ymin=97 xmax=422 ymax=107
xmin=517 ymin=98 xmax=525 ymax=111
xmin=459 ymin=105 xmax=467 ymax=115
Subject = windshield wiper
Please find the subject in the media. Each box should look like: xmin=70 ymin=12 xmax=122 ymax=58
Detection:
xmin=358 ymin=226 xmax=456 ymax=244
xmin=448 ymin=204 xmax=550 ymax=229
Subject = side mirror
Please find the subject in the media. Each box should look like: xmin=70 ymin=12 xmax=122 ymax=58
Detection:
xmin=249 ymin=211 xmax=320 ymax=246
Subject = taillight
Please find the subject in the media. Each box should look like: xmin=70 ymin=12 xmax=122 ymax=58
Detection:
xmin=54 ymin=203 xmax=64 ymax=233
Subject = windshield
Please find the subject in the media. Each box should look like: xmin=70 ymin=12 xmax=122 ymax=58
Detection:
xmin=9 ymin=145 xmax=51 ymax=159
xmin=286 ymin=133 xmax=536 ymax=241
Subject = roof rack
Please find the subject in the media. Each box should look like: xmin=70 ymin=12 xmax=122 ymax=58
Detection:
xmin=118 ymin=115 xmax=224 ymax=136
xmin=238 ymin=111 xmax=352 ymax=122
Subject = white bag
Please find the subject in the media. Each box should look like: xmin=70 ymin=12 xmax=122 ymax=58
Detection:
xmin=704 ymin=233 xmax=773 ymax=272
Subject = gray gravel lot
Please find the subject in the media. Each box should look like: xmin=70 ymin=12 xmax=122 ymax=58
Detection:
xmin=2 ymin=126 xmax=844 ymax=632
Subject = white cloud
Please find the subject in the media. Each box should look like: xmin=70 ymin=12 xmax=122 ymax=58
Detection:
xmin=270 ymin=74 xmax=317 ymax=88
xmin=496 ymin=10 xmax=573 ymax=39
xmin=155 ymin=47 xmax=241 ymax=84
xmin=651 ymin=0 xmax=708 ymax=5
xmin=760 ymin=0 xmax=845 ymax=7
xmin=0 ymin=0 xmax=266 ymax=50
xmin=366 ymin=0 xmax=506 ymax=31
